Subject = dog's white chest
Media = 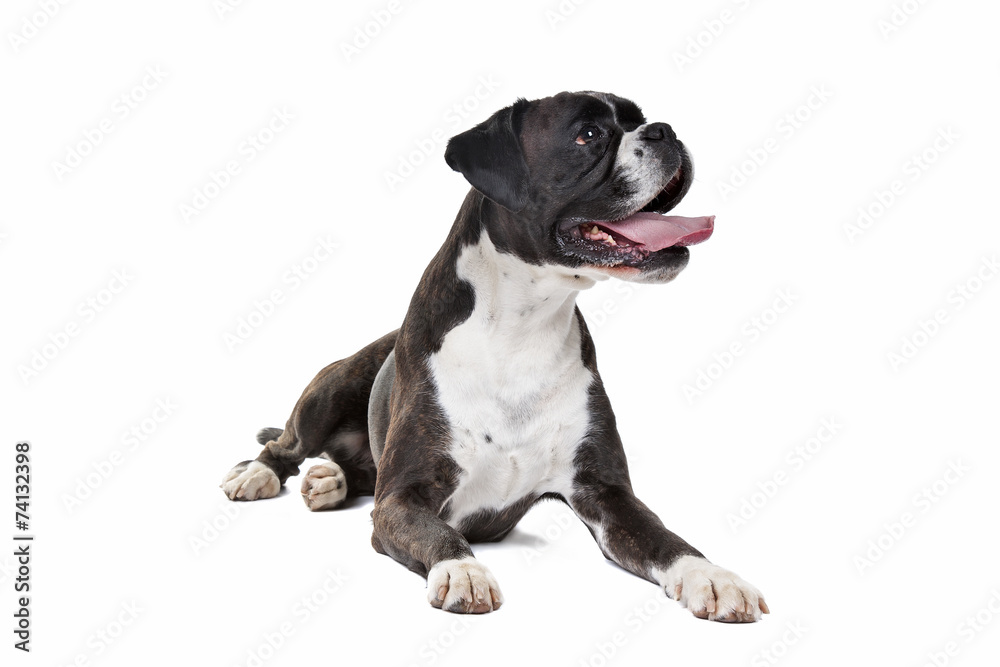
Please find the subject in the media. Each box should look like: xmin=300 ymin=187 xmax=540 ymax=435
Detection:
xmin=428 ymin=240 xmax=595 ymax=527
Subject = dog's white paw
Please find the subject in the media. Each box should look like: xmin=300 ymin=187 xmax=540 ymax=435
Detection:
xmin=221 ymin=461 xmax=280 ymax=501
xmin=300 ymin=461 xmax=348 ymax=511
xmin=427 ymin=556 xmax=504 ymax=614
xmin=659 ymin=555 xmax=769 ymax=623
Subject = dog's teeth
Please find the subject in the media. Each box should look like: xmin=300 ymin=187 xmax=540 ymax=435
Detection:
xmin=607 ymin=238 xmax=617 ymax=246
xmin=591 ymin=226 xmax=600 ymax=235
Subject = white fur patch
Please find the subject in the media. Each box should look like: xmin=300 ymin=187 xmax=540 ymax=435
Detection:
xmin=655 ymin=555 xmax=769 ymax=623
xmin=302 ymin=461 xmax=347 ymax=512
xmin=614 ymin=125 xmax=673 ymax=212
xmin=329 ymin=430 xmax=367 ymax=458
xmin=429 ymin=234 xmax=594 ymax=527
xmin=427 ymin=556 xmax=503 ymax=613
xmin=220 ymin=461 xmax=280 ymax=501
xmin=301 ymin=460 xmax=348 ymax=511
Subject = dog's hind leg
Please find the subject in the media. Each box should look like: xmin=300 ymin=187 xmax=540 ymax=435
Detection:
xmin=299 ymin=428 xmax=375 ymax=511
xmin=221 ymin=331 xmax=397 ymax=508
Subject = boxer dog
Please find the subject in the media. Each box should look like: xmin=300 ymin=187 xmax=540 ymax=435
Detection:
xmin=221 ymin=91 xmax=769 ymax=622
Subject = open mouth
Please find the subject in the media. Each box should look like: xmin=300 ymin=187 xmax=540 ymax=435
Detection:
xmin=558 ymin=168 xmax=714 ymax=268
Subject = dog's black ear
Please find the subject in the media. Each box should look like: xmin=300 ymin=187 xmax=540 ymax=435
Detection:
xmin=444 ymin=98 xmax=530 ymax=213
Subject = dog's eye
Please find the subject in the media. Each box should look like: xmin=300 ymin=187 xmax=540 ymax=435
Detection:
xmin=575 ymin=126 xmax=602 ymax=145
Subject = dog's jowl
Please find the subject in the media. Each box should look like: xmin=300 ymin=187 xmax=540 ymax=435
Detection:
xmin=221 ymin=91 xmax=769 ymax=622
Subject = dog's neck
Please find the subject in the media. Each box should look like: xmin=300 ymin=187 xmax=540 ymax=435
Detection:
xmin=454 ymin=228 xmax=591 ymax=348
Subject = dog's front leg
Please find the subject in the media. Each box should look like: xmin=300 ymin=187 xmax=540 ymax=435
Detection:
xmin=371 ymin=492 xmax=504 ymax=614
xmin=569 ymin=412 xmax=769 ymax=622
xmin=571 ymin=480 xmax=769 ymax=622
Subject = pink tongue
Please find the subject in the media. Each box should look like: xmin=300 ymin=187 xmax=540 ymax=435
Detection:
xmin=598 ymin=212 xmax=715 ymax=251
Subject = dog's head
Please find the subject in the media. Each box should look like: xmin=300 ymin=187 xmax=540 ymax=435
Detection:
xmin=445 ymin=91 xmax=713 ymax=284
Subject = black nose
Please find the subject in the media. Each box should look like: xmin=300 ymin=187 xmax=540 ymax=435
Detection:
xmin=639 ymin=122 xmax=675 ymax=142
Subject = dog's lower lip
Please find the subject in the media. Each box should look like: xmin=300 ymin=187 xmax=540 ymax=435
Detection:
xmin=565 ymin=223 xmax=652 ymax=265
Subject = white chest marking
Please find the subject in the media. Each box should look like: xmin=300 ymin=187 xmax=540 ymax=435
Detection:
xmin=428 ymin=235 xmax=595 ymax=527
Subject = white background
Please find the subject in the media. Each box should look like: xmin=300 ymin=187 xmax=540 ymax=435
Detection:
xmin=3 ymin=0 xmax=999 ymax=665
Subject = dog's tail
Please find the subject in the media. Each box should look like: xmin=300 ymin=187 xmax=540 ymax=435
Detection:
xmin=256 ymin=427 xmax=284 ymax=445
